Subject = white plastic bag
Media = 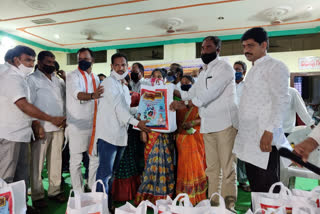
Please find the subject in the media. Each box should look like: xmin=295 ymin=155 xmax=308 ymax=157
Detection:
xmin=115 ymin=200 xmax=157 ymax=214
xmin=135 ymin=84 xmax=177 ymax=133
xmin=66 ymin=180 xmax=109 ymax=214
xmin=169 ymin=193 xmax=233 ymax=214
xmin=252 ymin=182 xmax=313 ymax=213
xmin=0 ymin=179 xmax=26 ymax=214
xmin=292 ymin=206 xmax=320 ymax=214
xmin=156 ymin=195 xmax=173 ymax=213
xmin=292 ymin=186 xmax=320 ymax=207
xmin=245 ymin=207 xmax=286 ymax=214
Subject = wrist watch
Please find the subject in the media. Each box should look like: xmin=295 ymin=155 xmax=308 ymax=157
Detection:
xmin=184 ymin=100 xmax=189 ymax=107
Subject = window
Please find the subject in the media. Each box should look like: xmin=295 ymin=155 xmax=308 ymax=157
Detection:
xmin=117 ymin=46 xmax=164 ymax=61
xmin=67 ymin=50 xmax=107 ymax=65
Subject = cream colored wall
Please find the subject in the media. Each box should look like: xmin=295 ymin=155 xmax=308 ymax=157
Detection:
xmin=4 ymin=36 xmax=320 ymax=75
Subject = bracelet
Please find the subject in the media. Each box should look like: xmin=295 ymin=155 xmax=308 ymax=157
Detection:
xmin=191 ymin=120 xmax=195 ymax=127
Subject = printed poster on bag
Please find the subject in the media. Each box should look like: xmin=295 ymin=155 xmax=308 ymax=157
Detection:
xmin=135 ymin=84 xmax=177 ymax=133
xmin=0 ymin=192 xmax=13 ymax=214
xmin=137 ymin=88 xmax=168 ymax=129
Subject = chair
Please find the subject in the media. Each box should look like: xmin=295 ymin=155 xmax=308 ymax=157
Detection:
xmin=280 ymin=126 xmax=320 ymax=189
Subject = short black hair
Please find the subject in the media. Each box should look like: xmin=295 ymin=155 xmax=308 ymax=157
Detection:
xmin=234 ymin=61 xmax=247 ymax=71
xmin=37 ymin=51 xmax=55 ymax=61
xmin=203 ymin=36 xmax=222 ymax=50
xmin=170 ymin=63 xmax=183 ymax=78
xmin=11 ymin=45 xmax=36 ymax=61
xmin=77 ymin=48 xmax=94 ymax=58
xmin=4 ymin=49 xmax=15 ymax=62
xmin=152 ymin=68 xmax=167 ymax=79
xmin=181 ymin=75 xmax=195 ymax=84
xmin=54 ymin=61 xmax=60 ymax=71
xmin=132 ymin=62 xmax=144 ymax=75
xmin=241 ymin=27 xmax=269 ymax=47
xmin=98 ymin=73 xmax=106 ymax=78
xmin=111 ymin=53 xmax=128 ymax=64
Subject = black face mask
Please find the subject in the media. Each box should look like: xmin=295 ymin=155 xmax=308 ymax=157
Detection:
xmin=78 ymin=60 xmax=92 ymax=71
xmin=131 ymin=72 xmax=139 ymax=82
xmin=201 ymin=51 xmax=217 ymax=64
xmin=181 ymin=84 xmax=192 ymax=91
xmin=42 ymin=64 xmax=56 ymax=74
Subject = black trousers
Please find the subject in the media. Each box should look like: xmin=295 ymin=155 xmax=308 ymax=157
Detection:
xmin=245 ymin=146 xmax=280 ymax=193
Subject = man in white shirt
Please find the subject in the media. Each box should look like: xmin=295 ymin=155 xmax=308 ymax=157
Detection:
xmin=66 ymin=48 xmax=104 ymax=192
xmin=92 ymin=53 xmax=150 ymax=212
xmin=0 ymin=46 xmax=65 ymax=214
xmin=27 ymin=51 xmax=67 ymax=208
xmin=233 ymin=27 xmax=290 ymax=193
xmin=129 ymin=62 xmax=145 ymax=93
xmin=233 ymin=61 xmax=251 ymax=192
xmin=171 ymin=36 xmax=238 ymax=212
xmin=283 ymin=87 xmax=314 ymax=136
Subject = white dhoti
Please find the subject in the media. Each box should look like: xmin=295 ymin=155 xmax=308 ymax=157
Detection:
xmin=66 ymin=126 xmax=99 ymax=192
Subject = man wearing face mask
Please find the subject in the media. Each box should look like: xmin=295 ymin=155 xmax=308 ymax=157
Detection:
xmin=170 ymin=36 xmax=238 ymax=212
xmin=66 ymin=48 xmax=104 ymax=192
xmin=234 ymin=61 xmax=247 ymax=105
xmin=129 ymin=62 xmax=145 ymax=93
xmin=167 ymin=63 xmax=184 ymax=89
xmin=91 ymin=53 xmax=151 ymax=213
xmin=0 ymin=46 xmax=65 ymax=214
xmin=27 ymin=51 xmax=67 ymax=208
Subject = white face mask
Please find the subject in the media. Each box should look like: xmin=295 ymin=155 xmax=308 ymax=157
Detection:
xmin=111 ymin=69 xmax=128 ymax=81
xmin=18 ymin=63 xmax=33 ymax=77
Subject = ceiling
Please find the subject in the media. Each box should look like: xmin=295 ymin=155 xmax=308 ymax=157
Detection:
xmin=0 ymin=0 xmax=319 ymax=51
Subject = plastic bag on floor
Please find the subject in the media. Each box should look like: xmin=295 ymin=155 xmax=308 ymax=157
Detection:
xmin=115 ymin=200 xmax=157 ymax=214
xmin=66 ymin=180 xmax=109 ymax=214
xmin=156 ymin=195 xmax=173 ymax=213
xmin=0 ymin=179 xmax=26 ymax=214
xmin=292 ymin=186 xmax=320 ymax=208
xmin=169 ymin=193 xmax=233 ymax=214
xmin=252 ymin=182 xmax=313 ymax=213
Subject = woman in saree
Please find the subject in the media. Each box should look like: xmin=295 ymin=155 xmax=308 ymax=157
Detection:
xmin=135 ymin=68 xmax=175 ymax=205
xmin=170 ymin=75 xmax=207 ymax=205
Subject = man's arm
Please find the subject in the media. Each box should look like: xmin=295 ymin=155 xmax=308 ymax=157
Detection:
xmin=15 ymin=98 xmax=65 ymax=127
xmin=294 ymin=124 xmax=320 ymax=162
xmin=260 ymin=63 xmax=289 ymax=152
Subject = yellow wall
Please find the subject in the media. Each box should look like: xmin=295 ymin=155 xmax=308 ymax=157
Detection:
xmin=2 ymin=36 xmax=320 ymax=75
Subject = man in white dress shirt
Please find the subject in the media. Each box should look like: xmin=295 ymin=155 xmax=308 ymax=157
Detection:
xmin=171 ymin=36 xmax=239 ymax=212
xmin=0 ymin=46 xmax=65 ymax=214
xmin=233 ymin=27 xmax=290 ymax=193
xmin=283 ymin=87 xmax=314 ymax=136
xmin=92 ymin=53 xmax=150 ymax=212
xmin=66 ymin=48 xmax=104 ymax=192
xmin=27 ymin=51 xmax=67 ymax=208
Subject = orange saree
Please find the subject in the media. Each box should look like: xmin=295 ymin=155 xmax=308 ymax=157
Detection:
xmin=176 ymin=106 xmax=208 ymax=205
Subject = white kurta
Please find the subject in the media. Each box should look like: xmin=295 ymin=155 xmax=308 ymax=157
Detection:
xmin=65 ymin=68 xmax=99 ymax=153
xmin=233 ymin=55 xmax=290 ymax=170
xmin=92 ymin=73 xmax=139 ymax=155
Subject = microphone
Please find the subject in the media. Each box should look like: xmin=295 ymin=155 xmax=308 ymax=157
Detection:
xmin=279 ymin=147 xmax=320 ymax=176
